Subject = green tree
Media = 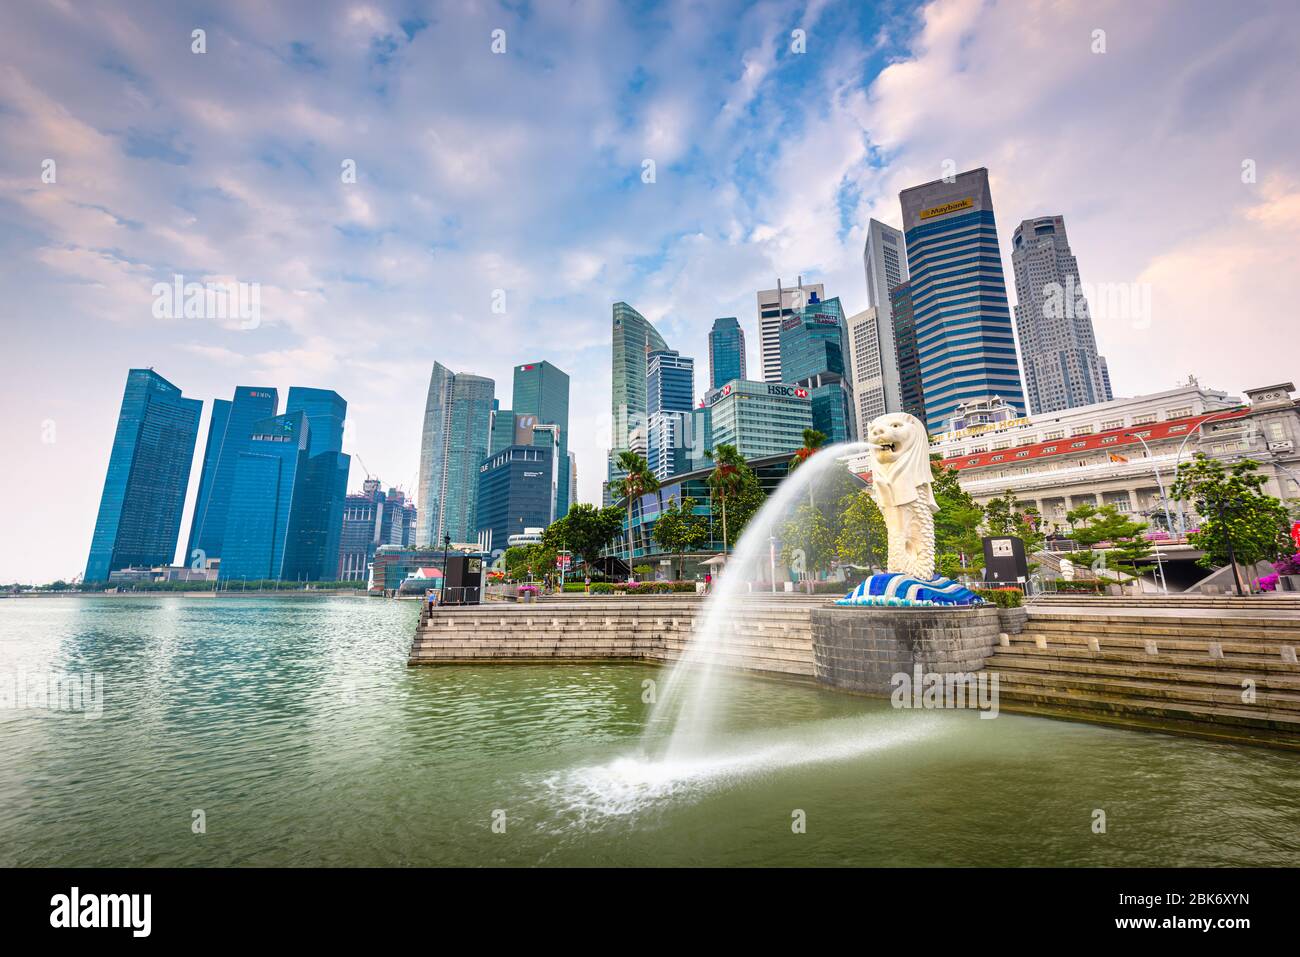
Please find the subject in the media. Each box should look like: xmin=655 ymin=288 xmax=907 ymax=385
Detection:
xmin=614 ymin=450 xmax=660 ymax=580
xmin=930 ymin=459 xmax=986 ymax=578
xmin=835 ymin=490 xmax=887 ymax=571
xmin=778 ymin=502 xmax=836 ymax=584
xmin=1171 ymin=455 xmax=1291 ymax=574
xmin=652 ymin=496 xmax=709 ymax=579
xmin=503 ymin=546 xmax=532 ymax=579
xmin=983 ymin=492 xmax=1045 ymax=560
xmin=706 ymin=443 xmax=747 ymax=553
xmin=542 ymin=503 xmax=623 ymax=573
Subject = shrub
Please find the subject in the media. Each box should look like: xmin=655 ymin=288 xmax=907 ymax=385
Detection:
xmin=590 ymin=582 xmax=616 ymax=594
xmin=972 ymin=587 xmax=1024 ymax=608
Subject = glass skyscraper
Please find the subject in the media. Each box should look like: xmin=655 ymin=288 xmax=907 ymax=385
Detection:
xmin=85 ymin=369 xmax=202 ymax=581
xmin=475 ymin=445 xmax=555 ymax=556
xmin=286 ymin=387 xmax=346 ymax=457
xmin=899 ymin=167 xmax=1025 ymax=434
xmin=646 ymin=349 xmax=695 ymax=481
xmin=609 ymin=302 xmax=669 ymax=486
xmin=778 ymin=293 xmax=856 ymax=443
xmin=890 ymin=282 xmax=927 ymax=424
xmin=512 ymin=360 xmax=571 ymax=520
xmin=417 ymin=362 xmax=495 ymax=546
xmin=707 ymin=316 xmax=746 ymax=390
xmin=186 ymin=386 xmax=278 ymax=566
xmin=219 ymin=412 xmax=312 ymax=582
xmin=286 ymin=387 xmax=350 ymax=579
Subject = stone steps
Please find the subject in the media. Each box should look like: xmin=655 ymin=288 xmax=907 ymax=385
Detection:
xmin=992 ymin=676 xmax=1300 ymax=735
xmin=1009 ymin=631 xmax=1299 ymax=663
xmin=995 ymin=641 xmax=1300 ymax=678
xmin=988 ymin=655 xmax=1300 ymax=710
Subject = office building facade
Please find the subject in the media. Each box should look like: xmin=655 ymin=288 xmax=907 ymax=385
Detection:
xmin=339 ymin=479 xmax=418 ymax=581
xmin=756 ymin=279 xmax=824 ymax=384
xmin=708 ymin=316 xmax=747 ymax=390
xmin=779 ymin=293 xmax=856 ymax=443
xmin=890 ymin=282 xmax=926 ymax=423
xmin=218 ymin=411 xmax=312 ymax=582
xmin=705 ymin=379 xmax=813 ymax=460
xmin=857 ymin=218 xmax=909 ymax=416
xmin=476 ymin=445 xmax=556 ymax=556
xmin=417 ymin=362 xmax=495 ymax=547
xmin=610 ymin=302 xmax=670 ymax=483
xmin=1011 ymin=215 xmax=1114 ymax=415
xmin=899 ymin=167 xmax=1025 ymax=434
xmin=186 ymin=386 xmax=278 ymax=567
xmin=512 ymin=361 xmax=571 ymax=519
xmin=85 ymin=369 xmax=203 ymax=582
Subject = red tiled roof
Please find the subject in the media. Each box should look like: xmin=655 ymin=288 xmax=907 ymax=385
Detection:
xmin=939 ymin=408 xmax=1249 ymax=472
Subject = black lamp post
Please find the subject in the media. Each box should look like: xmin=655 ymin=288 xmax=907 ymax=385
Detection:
xmin=440 ymin=533 xmax=452 ymax=605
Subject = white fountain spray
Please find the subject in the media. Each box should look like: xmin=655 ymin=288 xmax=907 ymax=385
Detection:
xmin=644 ymin=441 xmax=876 ymax=760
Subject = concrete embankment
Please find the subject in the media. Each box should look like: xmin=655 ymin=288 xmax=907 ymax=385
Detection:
xmin=409 ymin=594 xmax=1300 ymax=749
xmin=410 ymin=595 xmax=822 ymax=679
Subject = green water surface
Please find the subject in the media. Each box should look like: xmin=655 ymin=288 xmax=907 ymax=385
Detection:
xmin=1 ymin=596 xmax=1297 ymax=867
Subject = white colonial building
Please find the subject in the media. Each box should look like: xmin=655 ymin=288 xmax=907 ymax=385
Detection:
xmin=929 ymin=380 xmax=1300 ymax=533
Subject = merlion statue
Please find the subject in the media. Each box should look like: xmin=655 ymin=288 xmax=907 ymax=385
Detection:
xmin=866 ymin=412 xmax=937 ymax=580
xmin=835 ymin=412 xmax=982 ymax=606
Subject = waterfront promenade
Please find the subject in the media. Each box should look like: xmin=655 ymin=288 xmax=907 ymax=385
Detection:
xmin=411 ymin=594 xmax=1300 ymax=749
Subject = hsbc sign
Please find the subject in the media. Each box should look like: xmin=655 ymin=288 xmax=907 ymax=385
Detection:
xmin=767 ymin=384 xmax=809 ymax=399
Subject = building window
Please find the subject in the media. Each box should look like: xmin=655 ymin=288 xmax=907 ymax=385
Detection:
xmin=1133 ymin=414 xmax=1156 ymax=425
xmin=1101 ymin=419 xmax=1123 ymax=431
xmin=1043 ymin=430 xmax=1065 ymax=440
xmin=1071 ymin=426 xmax=1094 ymax=437
xmin=1167 ymin=407 xmax=1192 ymax=419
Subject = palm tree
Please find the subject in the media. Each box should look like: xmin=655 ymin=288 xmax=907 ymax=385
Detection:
xmin=707 ymin=443 xmax=746 ymax=554
xmin=788 ymin=428 xmax=828 ymax=473
xmin=788 ymin=427 xmax=828 ymax=509
xmin=615 ymin=450 xmax=659 ymax=581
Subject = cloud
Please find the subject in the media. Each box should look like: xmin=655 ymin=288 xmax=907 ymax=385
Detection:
xmin=0 ymin=0 xmax=1296 ymax=582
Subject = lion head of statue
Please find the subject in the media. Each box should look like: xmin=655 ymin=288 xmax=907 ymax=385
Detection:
xmin=866 ymin=412 xmax=937 ymax=512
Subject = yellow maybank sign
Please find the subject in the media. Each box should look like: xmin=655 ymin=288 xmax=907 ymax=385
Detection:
xmin=919 ymin=197 xmax=973 ymax=220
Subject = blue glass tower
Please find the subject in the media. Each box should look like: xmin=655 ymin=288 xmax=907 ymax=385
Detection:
xmin=219 ymin=412 xmax=311 ymax=582
xmin=85 ymin=369 xmax=202 ymax=581
xmin=779 ymin=293 xmax=856 ymax=443
xmin=186 ymin=386 xmax=278 ymax=567
xmin=285 ymin=387 xmax=350 ymax=579
xmin=286 ymin=387 xmax=346 ymax=457
xmin=512 ymin=361 xmax=571 ymax=520
xmin=707 ymin=317 xmax=746 ymax=390
xmin=899 ymin=167 xmax=1025 ymax=434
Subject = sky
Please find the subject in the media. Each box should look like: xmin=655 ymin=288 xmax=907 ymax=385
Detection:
xmin=2 ymin=0 xmax=1298 ymax=584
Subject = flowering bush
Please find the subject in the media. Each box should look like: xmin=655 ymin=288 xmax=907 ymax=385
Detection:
xmin=517 ymin=584 xmax=539 ymax=595
xmin=1257 ymin=573 xmax=1280 ymax=592
xmin=1273 ymin=552 xmax=1300 ymax=577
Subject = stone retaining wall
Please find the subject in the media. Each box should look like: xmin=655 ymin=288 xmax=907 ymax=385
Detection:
xmin=810 ymin=606 xmax=1001 ymax=694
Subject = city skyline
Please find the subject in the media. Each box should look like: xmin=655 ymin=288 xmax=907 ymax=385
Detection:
xmin=4 ymin=0 xmax=1300 ymax=582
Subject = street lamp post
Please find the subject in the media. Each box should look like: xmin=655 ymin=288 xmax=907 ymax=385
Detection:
xmin=1172 ymin=409 xmax=1242 ymax=535
xmin=1124 ymin=431 xmax=1170 ymax=594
